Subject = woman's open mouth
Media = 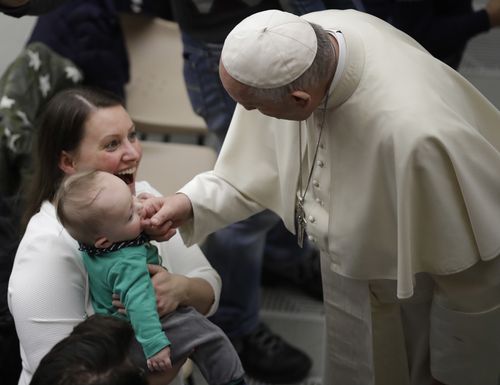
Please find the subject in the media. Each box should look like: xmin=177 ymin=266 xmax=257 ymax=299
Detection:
xmin=116 ymin=167 xmax=136 ymax=185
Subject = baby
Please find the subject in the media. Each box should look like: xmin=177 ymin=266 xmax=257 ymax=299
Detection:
xmin=55 ymin=170 xmax=245 ymax=385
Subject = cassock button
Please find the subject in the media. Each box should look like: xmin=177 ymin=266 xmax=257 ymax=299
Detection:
xmin=312 ymin=180 xmax=320 ymax=188
xmin=308 ymin=215 xmax=315 ymax=223
xmin=315 ymin=198 xmax=323 ymax=205
xmin=317 ymin=160 xmax=324 ymax=167
xmin=308 ymin=235 xmax=316 ymax=243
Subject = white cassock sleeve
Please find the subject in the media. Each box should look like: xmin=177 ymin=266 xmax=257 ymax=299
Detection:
xmin=178 ymin=171 xmax=266 ymax=246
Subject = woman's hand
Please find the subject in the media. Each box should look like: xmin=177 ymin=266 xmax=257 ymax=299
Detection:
xmin=112 ymin=264 xmax=214 ymax=317
xmin=148 ymin=264 xmax=189 ymax=317
xmin=112 ymin=265 xmax=188 ymax=316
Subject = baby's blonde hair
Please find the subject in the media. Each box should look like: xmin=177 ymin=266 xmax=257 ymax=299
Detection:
xmin=55 ymin=170 xmax=108 ymax=245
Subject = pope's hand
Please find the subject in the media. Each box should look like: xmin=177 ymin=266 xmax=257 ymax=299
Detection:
xmin=141 ymin=193 xmax=193 ymax=241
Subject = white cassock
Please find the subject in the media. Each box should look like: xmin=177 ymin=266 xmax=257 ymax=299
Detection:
xmin=178 ymin=9 xmax=500 ymax=385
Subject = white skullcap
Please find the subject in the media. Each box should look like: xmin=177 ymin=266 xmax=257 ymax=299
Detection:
xmin=221 ymin=9 xmax=317 ymax=89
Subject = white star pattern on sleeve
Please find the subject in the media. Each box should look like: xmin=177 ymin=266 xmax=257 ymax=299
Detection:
xmin=3 ymin=127 xmax=22 ymax=153
xmin=16 ymin=110 xmax=31 ymax=126
xmin=64 ymin=66 xmax=83 ymax=83
xmin=0 ymin=95 xmax=15 ymax=109
xmin=27 ymin=49 xmax=42 ymax=71
xmin=39 ymin=74 xmax=51 ymax=97
xmin=6 ymin=132 xmax=22 ymax=153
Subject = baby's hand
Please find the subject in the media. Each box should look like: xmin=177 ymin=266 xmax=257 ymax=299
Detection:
xmin=147 ymin=346 xmax=172 ymax=372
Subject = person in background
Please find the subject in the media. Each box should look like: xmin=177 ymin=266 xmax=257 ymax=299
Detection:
xmin=30 ymin=315 xmax=149 ymax=385
xmin=8 ymin=86 xmax=222 ymax=385
xmin=143 ymin=9 xmax=500 ymax=385
xmin=285 ymin=0 xmax=500 ymax=69
xmin=361 ymin=0 xmax=500 ymax=69
xmin=0 ymin=0 xmax=66 ymax=16
xmin=55 ymin=170 xmax=245 ymax=384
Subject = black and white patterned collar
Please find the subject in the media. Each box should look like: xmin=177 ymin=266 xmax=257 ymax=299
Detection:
xmin=79 ymin=233 xmax=150 ymax=257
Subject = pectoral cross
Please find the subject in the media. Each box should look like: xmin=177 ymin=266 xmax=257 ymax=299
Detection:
xmin=295 ymin=198 xmax=307 ymax=248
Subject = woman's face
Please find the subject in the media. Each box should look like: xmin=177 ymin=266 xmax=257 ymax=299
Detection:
xmin=68 ymin=105 xmax=142 ymax=194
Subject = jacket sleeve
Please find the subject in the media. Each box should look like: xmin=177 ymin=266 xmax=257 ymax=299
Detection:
xmin=108 ymin=250 xmax=170 ymax=358
xmin=0 ymin=42 xmax=82 ymax=195
xmin=178 ymin=171 xmax=265 ymax=246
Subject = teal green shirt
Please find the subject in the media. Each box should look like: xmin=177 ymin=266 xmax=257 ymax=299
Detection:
xmin=82 ymin=242 xmax=170 ymax=358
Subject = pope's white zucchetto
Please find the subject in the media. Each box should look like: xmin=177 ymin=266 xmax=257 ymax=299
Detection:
xmin=221 ymin=9 xmax=317 ymax=89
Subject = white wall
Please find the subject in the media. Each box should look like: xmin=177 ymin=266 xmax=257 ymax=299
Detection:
xmin=0 ymin=13 xmax=36 ymax=75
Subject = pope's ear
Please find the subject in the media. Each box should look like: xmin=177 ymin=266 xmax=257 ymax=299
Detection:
xmin=291 ymin=90 xmax=311 ymax=107
xmin=58 ymin=151 xmax=77 ymax=175
xmin=94 ymin=236 xmax=112 ymax=249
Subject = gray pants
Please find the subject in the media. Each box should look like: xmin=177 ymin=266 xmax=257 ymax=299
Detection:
xmin=131 ymin=306 xmax=244 ymax=385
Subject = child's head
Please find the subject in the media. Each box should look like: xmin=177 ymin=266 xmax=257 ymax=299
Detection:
xmin=55 ymin=170 xmax=143 ymax=247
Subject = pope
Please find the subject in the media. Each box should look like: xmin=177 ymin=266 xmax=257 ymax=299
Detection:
xmin=144 ymin=9 xmax=500 ymax=385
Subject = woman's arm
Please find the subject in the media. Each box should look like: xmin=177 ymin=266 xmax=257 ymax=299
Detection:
xmin=152 ymin=232 xmax=221 ymax=316
xmin=8 ymin=212 xmax=88 ymax=377
xmin=148 ymin=264 xmax=216 ymax=316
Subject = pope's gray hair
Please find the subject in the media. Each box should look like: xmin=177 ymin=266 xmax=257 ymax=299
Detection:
xmin=246 ymin=22 xmax=334 ymax=101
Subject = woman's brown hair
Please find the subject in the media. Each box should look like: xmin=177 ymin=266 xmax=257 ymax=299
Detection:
xmin=22 ymin=87 xmax=123 ymax=229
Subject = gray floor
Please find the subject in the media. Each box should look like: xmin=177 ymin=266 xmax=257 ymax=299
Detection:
xmin=190 ymin=286 xmax=325 ymax=385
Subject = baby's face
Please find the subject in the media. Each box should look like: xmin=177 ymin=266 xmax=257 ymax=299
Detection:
xmin=98 ymin=173 xmax=143 ymax=243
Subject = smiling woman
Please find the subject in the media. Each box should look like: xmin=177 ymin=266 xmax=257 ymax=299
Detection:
xmin=57 ymin=103 xmax=142 ymax=194
xmin=22 ymin=87 xmax=134 ymax=224
xmin=7 ymin=87 xmax=222 ymax=385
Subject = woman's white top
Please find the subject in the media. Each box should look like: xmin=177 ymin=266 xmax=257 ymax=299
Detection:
xmin=8 ymin=181 xmax=221 ymax=385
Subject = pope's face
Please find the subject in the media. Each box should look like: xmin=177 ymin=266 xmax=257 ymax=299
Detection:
xmin=220 ymin=64 xmax=317 ymax=121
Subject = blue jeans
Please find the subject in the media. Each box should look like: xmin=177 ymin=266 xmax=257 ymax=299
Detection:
xmin=181 ymin=32 xmax=313 ymax=337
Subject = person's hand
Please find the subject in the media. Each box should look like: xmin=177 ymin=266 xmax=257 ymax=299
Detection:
xmin=486 ymin=0 xmax=500 ymax=27
xmin=141 ymin=193 xmax=193 ymax=241
xmin=148 ymin=264 xmax=189 ymax=316
xmin=112 ymin=265 xmax=189 ymax=316
xmin=147 ymin=357 xmax=186 ymax=385
xmin=137 ymin=192 xmax=156 ymax=202
xmin=111 ymin=293 xmax=126 ymax=315
xmin=147 ymin=346 xmax=172 ymax=372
